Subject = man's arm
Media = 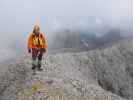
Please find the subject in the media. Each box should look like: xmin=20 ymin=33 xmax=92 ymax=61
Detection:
xmin=27 ymin=33 xmax=33 ymax=53
xmin=41 ymin=33 xmax=48 ymax=49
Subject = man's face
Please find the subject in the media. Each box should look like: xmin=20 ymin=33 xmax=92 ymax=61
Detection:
xmin=34 ymin=26 xmax=40 ymax=34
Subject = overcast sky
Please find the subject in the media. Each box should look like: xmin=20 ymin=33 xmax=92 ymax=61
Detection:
xmin=0 ymin=0 xmax=133 ymax=48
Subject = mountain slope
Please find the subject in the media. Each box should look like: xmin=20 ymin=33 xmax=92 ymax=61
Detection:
xmin=1 ymin=39 xmax=133 ymax=100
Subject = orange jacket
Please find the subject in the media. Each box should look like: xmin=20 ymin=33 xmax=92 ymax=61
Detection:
xmin=28 ymin=33 xmax=48 ymax=49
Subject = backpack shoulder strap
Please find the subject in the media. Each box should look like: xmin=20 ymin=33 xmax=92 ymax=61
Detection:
xmin=31 ymin=33 xmax=35 ymax=38
xmin=39 ymin=33 xmax=44 ymax=38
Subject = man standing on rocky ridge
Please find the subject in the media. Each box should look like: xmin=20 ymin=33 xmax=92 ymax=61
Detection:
xmin=27 ymin=25 xmax=48 ymax=71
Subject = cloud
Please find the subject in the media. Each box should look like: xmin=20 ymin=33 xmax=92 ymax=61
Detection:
xmin=0 ymin=0 xmax=132 ymax=51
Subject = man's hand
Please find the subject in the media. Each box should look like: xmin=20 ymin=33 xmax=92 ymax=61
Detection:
xmin=41 ymin=48 xmax=46 ymax=53
xmin=28 ymin=49 xmax=31 ymax=53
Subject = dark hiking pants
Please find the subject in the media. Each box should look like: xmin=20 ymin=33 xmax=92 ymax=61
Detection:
xmin=32 ymin=48 xmax=44 ymax=68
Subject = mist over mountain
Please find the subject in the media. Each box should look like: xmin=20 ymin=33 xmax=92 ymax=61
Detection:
xmin=0 ymin=0 xmax=133 ymax=53
xmin=49 ymin=28 xmax=124 ymax=52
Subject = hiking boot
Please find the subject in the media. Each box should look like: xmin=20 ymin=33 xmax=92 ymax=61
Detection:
xmin=32 ymin=60 xmax=37 ymax=70
xmin=37 ymin=64 xmax=43 ymax=71
xmin=31 ymin=65 xmax=36 ymax=70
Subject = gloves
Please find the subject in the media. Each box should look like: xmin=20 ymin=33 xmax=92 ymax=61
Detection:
xmin=41 ymin=48 xmax=46 ymax=53
xmin=28 ymin=49 xmax=31 ymax=53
